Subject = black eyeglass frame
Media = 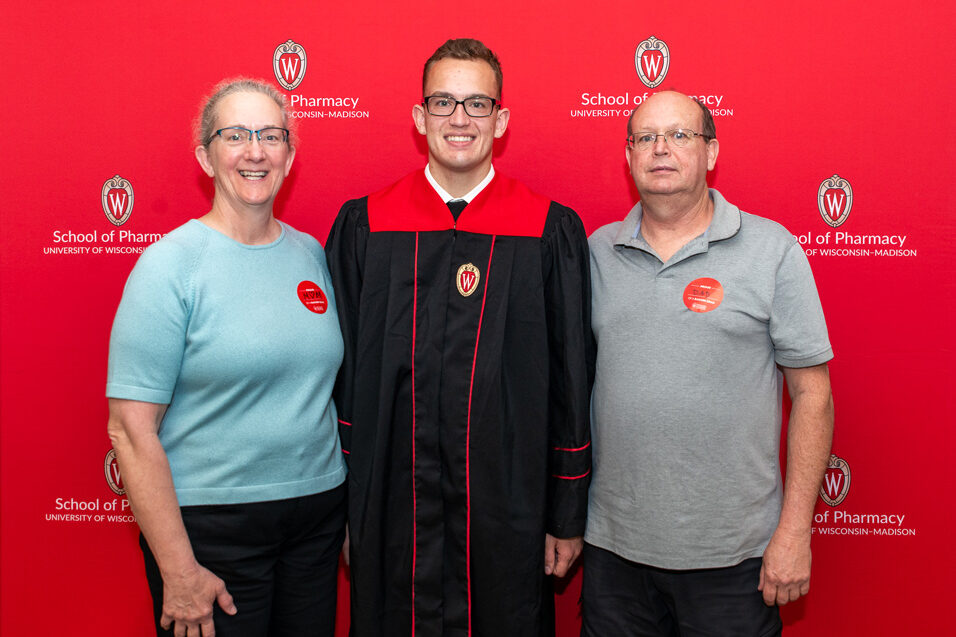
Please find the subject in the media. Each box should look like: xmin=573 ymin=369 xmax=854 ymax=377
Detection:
xmin=206 ymin=126 xmax=290 ymax=146
xmin=422 ymin=95 xmax=500 ymax=118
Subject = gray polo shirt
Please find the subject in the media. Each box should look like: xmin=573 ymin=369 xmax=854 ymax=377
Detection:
xmin=586 ymin=189 xmax=832 ymax=569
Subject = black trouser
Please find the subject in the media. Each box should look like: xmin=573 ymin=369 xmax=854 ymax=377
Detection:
xmin=581 ymin=543 xmax=782 ymax=637
xmin=141 ymin=484 xmax=346 ymax=637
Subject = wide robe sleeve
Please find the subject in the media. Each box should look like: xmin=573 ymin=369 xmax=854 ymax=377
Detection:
xmin=541 ymin=203 xmax=595 ymax=538
xmin=325 ymin=197 xmax=370 ymax=462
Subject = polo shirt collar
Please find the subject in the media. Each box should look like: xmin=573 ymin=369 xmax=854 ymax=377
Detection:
xmin=613 ymin=189 xmax=741 ymax=255
xmin=705 ymin=189 xmax=741 ymax=242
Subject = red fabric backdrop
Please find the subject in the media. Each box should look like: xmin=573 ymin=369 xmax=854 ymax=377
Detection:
xmin=3 ymin=1 xmax=954 ymax=634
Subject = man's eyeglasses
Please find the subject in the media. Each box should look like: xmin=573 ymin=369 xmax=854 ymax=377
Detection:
xmin=207 ymin=126 xmax=290 ymax=147
xmin=627 ymin=129 xmax=713 ymax=150
xmin=423 ymin=95 xmax=499 ymax=118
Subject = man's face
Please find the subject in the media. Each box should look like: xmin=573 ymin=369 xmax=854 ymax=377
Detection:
xmin=626 ymin=91 xmax=717 ymax=200
xmin=412 ymin=58 xmax=509 ymax=186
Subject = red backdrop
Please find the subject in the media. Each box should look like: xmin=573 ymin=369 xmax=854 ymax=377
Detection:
xmin=3 ymin=1 xmax=954 ymax=634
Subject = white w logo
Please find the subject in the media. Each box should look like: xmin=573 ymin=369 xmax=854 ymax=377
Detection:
xmin=281 ymin=56 xmax=300 ymax=83
xmin=825 ymin=192 xmax=845 ymax=218
xmin=110 ymin=460 xmax=123 ymax=488
xmin=108 ymin=192 xmax=127 ymax=217
xmin=642 ymin=52 xmax=663 ymax=79
xmin=824 ymin=471 xmax=843 ymax=497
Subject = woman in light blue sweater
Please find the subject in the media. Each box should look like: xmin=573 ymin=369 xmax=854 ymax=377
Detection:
xmin=107 ymin=78 xmax=346 ymax=637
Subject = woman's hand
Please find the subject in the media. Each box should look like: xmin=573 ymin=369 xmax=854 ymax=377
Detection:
xmin=161 ymin=562 xmax=237 ymax=637
xmin=108 ymin=398 xmax=235 ymax=634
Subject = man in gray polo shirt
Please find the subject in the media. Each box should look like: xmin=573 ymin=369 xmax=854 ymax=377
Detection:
xmin=583 ymin=91 xmax=834 ymax=636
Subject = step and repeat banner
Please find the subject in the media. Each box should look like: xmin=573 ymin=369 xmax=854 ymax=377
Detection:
xmin=3 ymin=1 xmax=953 ymax=635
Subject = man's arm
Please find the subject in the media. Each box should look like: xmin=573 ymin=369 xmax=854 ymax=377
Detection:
xmin=325 ymin=199 xmax=369 ymax=463
xmin=541 ymin=205 xmax=594 ymax=576
xmin=758 ymin=363 xmax=834 ymax=606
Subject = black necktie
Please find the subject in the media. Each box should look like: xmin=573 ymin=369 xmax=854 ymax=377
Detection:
xmin=447 ymin=199 xmax=467 ymax=220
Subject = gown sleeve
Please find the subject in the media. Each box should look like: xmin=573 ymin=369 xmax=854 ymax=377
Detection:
xmin=541 ymin=203 xmax=595 ymax=538
xmin=325 ymin=197 xmax=370 ymax=462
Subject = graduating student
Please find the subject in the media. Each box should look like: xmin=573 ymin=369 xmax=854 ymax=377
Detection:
xmin=326 ymin=38 xmax=593 ymax=637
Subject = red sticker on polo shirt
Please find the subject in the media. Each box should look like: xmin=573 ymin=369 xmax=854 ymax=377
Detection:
xmin=297 ymin=281 xmax=328 ymax=314
xmin=683 ymin=278 xmax=723 ymax=313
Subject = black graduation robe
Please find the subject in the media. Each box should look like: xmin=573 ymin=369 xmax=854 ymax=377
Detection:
xmin=325 ymin=170 xmax=593 ymax=637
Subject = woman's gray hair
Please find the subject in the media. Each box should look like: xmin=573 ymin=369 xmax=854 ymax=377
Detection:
xmin=196 ymin=78 xmax=294 ymax=148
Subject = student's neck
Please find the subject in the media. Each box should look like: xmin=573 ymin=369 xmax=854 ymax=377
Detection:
xmin=430 ymin=164 xmax=490 ymax=199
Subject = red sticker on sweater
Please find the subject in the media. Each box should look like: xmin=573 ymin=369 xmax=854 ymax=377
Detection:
xmin=683 ymin=278 xmax=723 ymax=313
xmin=297 ymin=281 xmax=328 ymax=314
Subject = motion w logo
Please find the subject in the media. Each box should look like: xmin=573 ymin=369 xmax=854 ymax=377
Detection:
xmin=817 ymin=175 xmax=853 ymax=228
xmin=104 ymin=449 xmax=126 ymax=495
xmin=273 ymin=40 xmax=307 ymax=90
xmin=107 ymin=192 xmax=127 ymax=220
xmin=823 ymin=190 xmax=846 ymax=221
xmin=456 ymin=263 xmax=481 ymax=297
xmin=641 ymin=51 xmax=664 ymax=82
xmin=823 ymin=470 xmax=844 ymax=499
xmin=280 ymin=56 xmax=299 ymax=84
xmin=101 ymin=175 xmax=133 ymax=226
xmin=635 ymin=37 xmax=670 ymax=88
xmin=819 ymin=454 xmax=851 ymax=506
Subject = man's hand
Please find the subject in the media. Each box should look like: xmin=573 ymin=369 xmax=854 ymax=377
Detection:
xmin=160 ymin=564 xmax=237 ymax=637
xmin=544 ymin=534 xmax=583 ymax=577
xmin=758 ymin=527 xmax=811 ymax=606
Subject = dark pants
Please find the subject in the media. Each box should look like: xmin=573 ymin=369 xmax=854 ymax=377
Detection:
xmin=141 ymin=484 xmax=346 ymax=637
xmin=581 ymin=543 xmax=782 ymax=637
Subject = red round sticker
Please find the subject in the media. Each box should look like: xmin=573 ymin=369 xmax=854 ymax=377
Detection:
xmin=683 ymin=277 xmax=724 ymax=313
xmin=297 ymin=281 xmax=328 ymax=314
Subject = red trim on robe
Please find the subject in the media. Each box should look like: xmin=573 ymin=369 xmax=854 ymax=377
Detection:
xmin=367 ymin=170 xmax=550 ymax=237
xmin=552 ymin=470 xmax=592 ymax=480
xmin=553 ymin=441 xmax=590 ymax=452
xmin=411 ymin=232 xmax=420 ymax=637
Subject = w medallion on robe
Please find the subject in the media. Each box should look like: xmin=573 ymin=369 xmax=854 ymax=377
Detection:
xmin=456 ymin=263 xmax=480 ymax=297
